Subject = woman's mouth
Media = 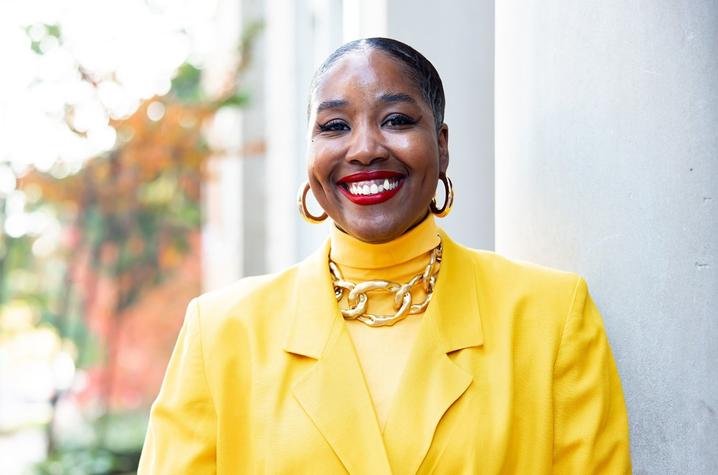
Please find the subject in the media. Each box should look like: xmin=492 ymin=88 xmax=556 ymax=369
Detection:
xmin=337 ymin=171 xmax=405 ymax=205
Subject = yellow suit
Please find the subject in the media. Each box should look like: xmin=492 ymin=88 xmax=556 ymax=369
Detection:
xmin=139 ymin=230 xmax=631 ymax=474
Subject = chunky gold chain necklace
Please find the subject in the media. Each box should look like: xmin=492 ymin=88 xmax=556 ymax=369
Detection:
xmin=328 ymin=240 xmax=442 ymax=327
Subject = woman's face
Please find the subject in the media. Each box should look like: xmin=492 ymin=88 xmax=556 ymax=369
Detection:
xmin=307 ymin=49 xmax=449 ymax=243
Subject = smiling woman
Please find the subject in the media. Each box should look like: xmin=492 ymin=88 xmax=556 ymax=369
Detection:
xmin=138 ymin=38 xmax=632 ymax=474
xmin=306 ymin=46 xmax=448 ymax=243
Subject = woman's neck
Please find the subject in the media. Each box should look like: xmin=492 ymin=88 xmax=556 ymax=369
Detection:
xmin=329 ymin=214 xmax=440 ymax=271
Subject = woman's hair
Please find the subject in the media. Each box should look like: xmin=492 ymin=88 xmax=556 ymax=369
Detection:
xmin=310 ymin=37 xmax=446 ymax=131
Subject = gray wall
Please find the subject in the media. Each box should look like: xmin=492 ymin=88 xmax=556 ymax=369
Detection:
xmin=496 ymin=1 xmax=718 ymax=473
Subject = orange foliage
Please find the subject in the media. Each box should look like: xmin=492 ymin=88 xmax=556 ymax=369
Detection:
xmin=18 ymin=93 xmax=221 ymax=412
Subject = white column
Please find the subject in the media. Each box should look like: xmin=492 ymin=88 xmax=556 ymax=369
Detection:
xmin=202 ymin=144 xmax=244 ymax=291
xmin=264 ymin=0 xmax=305 ymax=272
xmin=342 ymin=0 xmax=387 ymax=40
xmin=496 ymin=1 xmax=718 ymax=472
xmin=201 ymin=0 xmax=244 ymax=290
xmin=236 ymin=0 xmax=268 ymax=277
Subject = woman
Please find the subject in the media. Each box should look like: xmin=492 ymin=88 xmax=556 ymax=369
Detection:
xmin=139 ymin=38 xmax=631 ymax=474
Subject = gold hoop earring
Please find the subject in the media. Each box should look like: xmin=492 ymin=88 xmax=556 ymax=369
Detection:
xmin=297 ymin=181 xmax=328 ymax=224
xmin=430 ymin=174 xmax=454 ymax=218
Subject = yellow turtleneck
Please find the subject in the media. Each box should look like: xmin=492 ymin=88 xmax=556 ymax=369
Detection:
xmin=329 ymin=214 xmax=441 ymax=430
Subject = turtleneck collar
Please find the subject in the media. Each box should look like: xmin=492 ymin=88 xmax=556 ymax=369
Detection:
xmin=329 ymin=214 xmax=441 ymax=269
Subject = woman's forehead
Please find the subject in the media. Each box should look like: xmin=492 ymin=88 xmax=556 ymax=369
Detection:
xmin=311 ymin=49 xmax=422 ymax=104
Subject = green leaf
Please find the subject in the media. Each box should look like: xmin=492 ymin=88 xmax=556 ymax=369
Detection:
xmin=170 ymin=63 xmax=203 ymax=103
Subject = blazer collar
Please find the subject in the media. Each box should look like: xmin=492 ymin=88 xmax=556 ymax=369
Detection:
xmin=283 ymin=229 xmax=484 ymax=358
xmin=283 ymin=238 xmax=336 ymax=358
xmin=430 ymin=228 xmax=484 ymax=352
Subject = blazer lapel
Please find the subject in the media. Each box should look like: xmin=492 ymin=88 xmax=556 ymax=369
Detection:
xmin=382 ymin=231 xmax=485 ymax=475
xmin=284 ymin=240 xmax=392 ymax=475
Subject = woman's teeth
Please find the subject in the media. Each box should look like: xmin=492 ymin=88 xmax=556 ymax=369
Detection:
xmin=346 ymin=178 xmax=400 ymax=196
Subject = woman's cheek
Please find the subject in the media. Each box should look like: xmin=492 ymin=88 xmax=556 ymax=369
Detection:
xmin=389 ymin=132 xmax=429 ymax=154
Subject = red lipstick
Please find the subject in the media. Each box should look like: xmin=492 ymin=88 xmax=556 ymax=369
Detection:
xmin=337 ymin=170 xmax=405 ymax=205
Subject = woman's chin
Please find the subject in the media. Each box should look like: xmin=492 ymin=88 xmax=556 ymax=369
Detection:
xmin=336 ymin=213 xmax=421 ymax=244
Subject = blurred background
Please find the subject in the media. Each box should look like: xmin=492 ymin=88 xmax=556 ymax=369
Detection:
xmin=0 ymin=0 xmax=715 ymax=474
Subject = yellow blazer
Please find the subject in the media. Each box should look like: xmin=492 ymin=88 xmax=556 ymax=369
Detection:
xmin=139 ymin=230 xmax=631 ymax=474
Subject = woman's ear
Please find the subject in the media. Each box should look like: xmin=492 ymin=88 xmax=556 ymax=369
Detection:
xmin=438 ymin=123 xmax=449 ymax=174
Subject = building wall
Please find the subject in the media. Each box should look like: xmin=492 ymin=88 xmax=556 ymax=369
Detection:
xmin=496 ymin=1 xmax=718 ymax=473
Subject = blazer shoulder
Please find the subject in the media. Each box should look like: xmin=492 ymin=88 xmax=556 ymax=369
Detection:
xmin=192 ymin=264 xmax=301 ymax=335
xmin=479 ymin=249 xmax=578 ymax=286
xmin=447 ymin=239 xmax=582 ymax=316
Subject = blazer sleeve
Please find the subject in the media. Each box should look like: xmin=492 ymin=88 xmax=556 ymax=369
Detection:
xmin=552 ymin=277 xmax=632 ymax=474
xmin=138 ymin=298 xmax=217 ymax=475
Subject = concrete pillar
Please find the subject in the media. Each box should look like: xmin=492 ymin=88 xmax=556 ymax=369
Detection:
xmin=201 ymin=0 xmax=245 ymax=290
xmin=237 ymin=0 xmax=268 ymax=278
xmin=202 ymin=0 xmax=268 ymax=287
xmin=496 ymin=1 xmax=718 ymax=472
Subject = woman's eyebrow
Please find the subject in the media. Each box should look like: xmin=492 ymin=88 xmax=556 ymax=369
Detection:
xmin=316 ymin=99 xmax=348 ymax=113
xmin=379 ymin=92 xmax=417 ymax=105
xmin=315 ymin=93 xmax=416 ymax=114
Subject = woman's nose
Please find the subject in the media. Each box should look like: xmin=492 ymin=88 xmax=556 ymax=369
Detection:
xmin=345 ymin=124 xmax=388 ymax=165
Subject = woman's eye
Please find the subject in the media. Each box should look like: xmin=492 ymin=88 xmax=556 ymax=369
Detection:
xmin=318 ymin=120 xmax=349 ymax=132
xmin=383 ymin=114 xmax=416 ymax=127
